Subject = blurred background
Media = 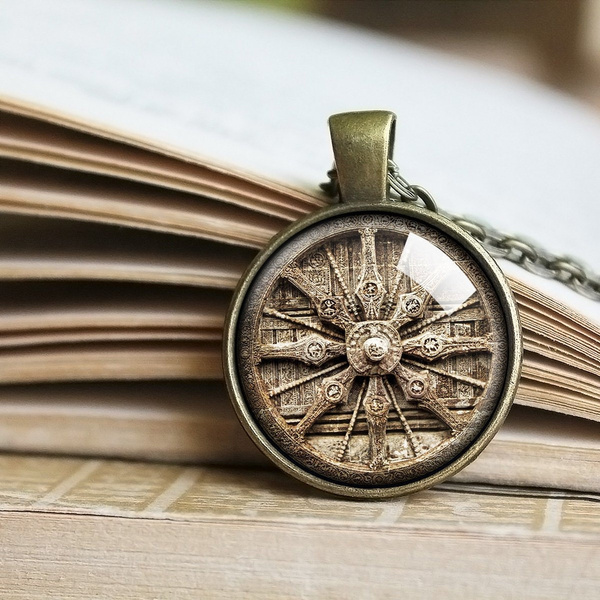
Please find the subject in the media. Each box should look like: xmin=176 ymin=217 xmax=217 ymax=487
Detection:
xmin=253 ymin=0 xmax=600 ymax=112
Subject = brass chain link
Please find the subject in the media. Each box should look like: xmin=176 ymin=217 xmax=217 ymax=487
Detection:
xmin=321 ymin=161 xmax=600 ymax=302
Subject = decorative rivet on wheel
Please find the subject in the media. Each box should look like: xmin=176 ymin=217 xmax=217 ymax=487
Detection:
xmin=421 ymin=335 xmax=442 ymax=357
xmin=306 ymin=340 xmax=326 ymax=361
xmin=407 ymin=377 xmax=427 ymax=399
xmin=402 ymin=295 xmax=423 ymax=317
xmin=319 ymin=298 xmax=338 ymax=319
xmin=363 ymin=337 xmax=388 ymax=362
xmin=324 ymin=382 xmax=344 ymax=401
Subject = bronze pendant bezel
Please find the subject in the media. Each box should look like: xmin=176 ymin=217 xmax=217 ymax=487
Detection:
xmin=223 ymin=199 xmax=522 ymax=499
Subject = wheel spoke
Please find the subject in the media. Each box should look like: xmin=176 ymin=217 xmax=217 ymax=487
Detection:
xmin=325 ymin=245 xmax=361 ymax=320
xmin=336 ymin=378 xmax=368 ymax=461
xmin=393 ymin=363 xmax=462 ymax=433
xmin=268 ymin=361 xmax=347 ymax=398
xmin=283 ymin=262 xmax=353 ymax=330
xmin=381 ymin=267 xmax=406 ymax=320
xmin=389 ymin=265 xmax=447 ymax=327
xmin=294 ymin=366 xmax=356 ymax=438
xmin=402 ymin=358 xmax=486 ymax=389
xmin=259 ymin=333 xmax=346 ymax=367
xmin=382 ymin=377 xmax=420 ymax=456
xmin=363 ymin=376 xmax=391 ymax=469
xmin=403 ymin=332 xmax=492 ymax=362
xmin=263 ymin=307 xmax=344 ymax=341
xmin=354 ymin=228 xmax=387 ymax=320
xmin=400 ymin=297 xmax=479 ymax=337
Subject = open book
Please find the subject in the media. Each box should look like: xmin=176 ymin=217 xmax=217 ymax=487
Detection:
xmin=1 ymin=454 xmax=598 ymax=598
xmin=0 ymin=0 xmax=599 ymax=497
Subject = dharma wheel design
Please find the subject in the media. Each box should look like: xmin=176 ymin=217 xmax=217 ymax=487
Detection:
xmin=233 ymin=212 xmax=512 ymax=493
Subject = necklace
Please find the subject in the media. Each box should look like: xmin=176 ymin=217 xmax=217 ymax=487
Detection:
xmin=225 ymin=110 xmax=529 ymax=498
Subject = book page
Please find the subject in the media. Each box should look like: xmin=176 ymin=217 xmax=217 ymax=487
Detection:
xmin=0 ymin=396 xmax=598 ymax=492
xmin=0 ymin=160 xmax=282 ymax=248
xmin=0 ymin=0 xmax=599 ymax=304
xmin=0 ymin=112 xmax=321 ymax=218
xmin=0 ymin=456 xmax=597 ymax=599
xmin=0 ymin=341 xmax=221 ymax=384
xmin=504 ymin=261 xmax=600 ymax=327
xmin=0 ymin=281 xmax=227 ymax=347
xmin=0 ymin=213 xmax=255 ymax=286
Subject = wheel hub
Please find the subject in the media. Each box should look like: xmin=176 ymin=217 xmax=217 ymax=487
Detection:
xmin=346 ymin=321 xmax=402 ymax=375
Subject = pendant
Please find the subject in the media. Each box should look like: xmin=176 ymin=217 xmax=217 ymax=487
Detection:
xmin=224 ymin=111 xmax=522 ymax=498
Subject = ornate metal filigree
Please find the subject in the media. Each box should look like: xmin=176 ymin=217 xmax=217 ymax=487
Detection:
xmin=227 ymin=111 xmax=519 ymax=497
xmin=236 ymin=213 xmax=508 ymax=489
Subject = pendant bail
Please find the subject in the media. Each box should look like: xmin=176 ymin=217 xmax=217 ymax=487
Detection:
xmin=329 ymin=110 xmax=396 ymax=204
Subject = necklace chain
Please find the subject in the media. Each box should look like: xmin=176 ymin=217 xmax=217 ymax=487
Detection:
xmin=321 ymin=160 xmax=600 ymax=302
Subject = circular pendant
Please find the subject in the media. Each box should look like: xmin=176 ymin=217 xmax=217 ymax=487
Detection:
xmin=223 ymin=112 xmax=522 ymax=498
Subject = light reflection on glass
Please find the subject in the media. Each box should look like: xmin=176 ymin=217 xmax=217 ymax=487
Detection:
xmin=396 ymin=233 xmax=476 ymax=313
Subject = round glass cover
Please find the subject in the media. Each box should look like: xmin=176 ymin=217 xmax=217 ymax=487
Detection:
xmin=236 ymin=211 xmax=509 ymax=489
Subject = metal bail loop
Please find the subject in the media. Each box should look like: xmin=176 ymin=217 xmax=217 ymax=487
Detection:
xmin=329 ymin=110 xmax=396 ymax=204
